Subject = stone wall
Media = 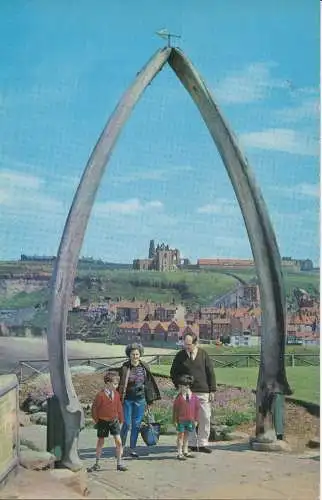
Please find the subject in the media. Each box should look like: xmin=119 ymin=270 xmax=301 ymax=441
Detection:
xmin=0 ymin=374 xmax=19 ymax=485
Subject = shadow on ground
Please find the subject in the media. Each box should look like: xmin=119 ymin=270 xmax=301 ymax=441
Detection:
xmin=79 ymin=442 xmax=252 ymax=461
xmin=79 ymin=444 xmax=177 ymax=460
xmin=211 ymin=442 xmax=250 ymax=452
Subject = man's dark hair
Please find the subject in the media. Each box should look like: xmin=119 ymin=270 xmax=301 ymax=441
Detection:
xmin=176 ymin=374 xmax=194 ymax=387
xmin=183 ymin=332 xmax=198 ymax=344
xmin=125 ymin=343 xmax=144 ymax=357
xmin=104 ymin=370 xmax=120 ymax=383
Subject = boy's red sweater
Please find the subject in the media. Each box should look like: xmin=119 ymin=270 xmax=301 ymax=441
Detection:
xmin=172 ymin=394 xmax=200 ymax=423
xmin=92 ymin=389 xmax=124 ymax=423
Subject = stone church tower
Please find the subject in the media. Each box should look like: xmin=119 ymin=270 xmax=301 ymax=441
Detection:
xmin=148 ymin=239 xmax=156 ymax=259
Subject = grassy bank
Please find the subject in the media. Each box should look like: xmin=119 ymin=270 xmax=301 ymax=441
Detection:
xmin=150 ymin=365 xmax=320 ymax=404
xmin=202 ymin=345 xmax=320 ymax=355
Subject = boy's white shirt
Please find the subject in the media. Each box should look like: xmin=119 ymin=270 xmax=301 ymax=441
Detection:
xmin=104 ymin=387 xmax=114 ymax=399
xmin=180 ymin=387 xmax=192 ymax=399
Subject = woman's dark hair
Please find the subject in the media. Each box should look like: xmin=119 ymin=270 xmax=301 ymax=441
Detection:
xmin=176 ymin=374 xmax=194 ymax=387
xmin=125 ymin=343 xmax=144 ymax=358
xmin=104 ymin=370 xmax=120 ymax=383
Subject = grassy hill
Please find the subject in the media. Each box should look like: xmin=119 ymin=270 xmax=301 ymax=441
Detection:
xmin=0 ymin=261 xmax=319 ymax=311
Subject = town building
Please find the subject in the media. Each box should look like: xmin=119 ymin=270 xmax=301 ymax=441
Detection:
xmin=213 ymin=284 xmax=260 ymax=309
xmin=230 ymin=334 xmax=260 ymax=347
xmin=197 ymin=256 xmax=313 ymax=272
xmin=197 ymin=258 xmax=254 ymax=269
xmin=116 ymin=319 xmax=199 ymax=344
xmin=108 ymin=299 xmax=184 ymax=323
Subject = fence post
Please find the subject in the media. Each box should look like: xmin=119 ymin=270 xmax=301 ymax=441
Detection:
xmin=19 ymin=362 xmax=23 ymax=383
xmin=157 ymin=355 xmax=160 ymax=366
xmin=291 ymin=354 xmax=295 ymax=367
xmin=246 ymin=356 xmax=249 ymax=368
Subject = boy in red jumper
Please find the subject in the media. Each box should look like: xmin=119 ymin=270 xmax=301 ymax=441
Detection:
xmin=89 ymin=371 xmax=127 ymax=472
xmin=172 ymin=374 xmax=200 ymax=460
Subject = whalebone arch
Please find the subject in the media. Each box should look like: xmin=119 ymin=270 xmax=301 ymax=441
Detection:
xmin=47 ymin=46 xmax=291 ymax=469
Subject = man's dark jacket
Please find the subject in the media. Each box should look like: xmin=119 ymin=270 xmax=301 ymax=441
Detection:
xmin=170 ymin=348 xmax=216 ymax=393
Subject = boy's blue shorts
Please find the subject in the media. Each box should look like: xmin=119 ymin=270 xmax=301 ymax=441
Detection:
xmin=176 ymin=421 xmax=195 ymax=433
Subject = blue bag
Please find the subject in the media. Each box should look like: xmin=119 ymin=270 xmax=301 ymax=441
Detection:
xmin=140 ymin=410 xmax=160 ymax=446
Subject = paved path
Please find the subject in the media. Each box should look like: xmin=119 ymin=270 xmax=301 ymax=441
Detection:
xmin=16 ymin=426 xmax=320 ymax=499
xmin=80 ymin=430 xmax=319 ymax=500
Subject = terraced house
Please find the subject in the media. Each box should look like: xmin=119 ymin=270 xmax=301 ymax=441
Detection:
xmin=110 ymin=299 xmax=182 ymax=323
xmin=116 ymin=319 xmax=199 ymax=343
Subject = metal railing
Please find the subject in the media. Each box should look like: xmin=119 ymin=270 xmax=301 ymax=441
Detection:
xmin=16 ymin=352 xmax=320 ymax=385
xmin=150 ymin=352 xmax=320 ymax=368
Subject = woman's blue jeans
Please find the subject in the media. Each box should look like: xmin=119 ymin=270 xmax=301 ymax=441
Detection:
xmin=120 ymin=398 xmax=146 ymax=449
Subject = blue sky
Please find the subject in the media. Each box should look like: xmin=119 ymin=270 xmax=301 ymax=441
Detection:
xmin=0 ymin=0 xmax=320 ymax=265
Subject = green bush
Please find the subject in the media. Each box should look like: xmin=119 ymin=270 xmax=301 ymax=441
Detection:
xmin=215 ymin=409 xmax=255 ymax=427
xmin=162 ymin=388 xmax=177 ymax=399
xmin=146 ymin=406 xmax=173 ymax=434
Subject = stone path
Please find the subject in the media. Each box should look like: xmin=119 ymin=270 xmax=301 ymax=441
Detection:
xmin=6 ymin=426 xmax=320 ymax=499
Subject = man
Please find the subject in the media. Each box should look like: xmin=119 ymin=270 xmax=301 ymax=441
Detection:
xmin=170 ymin=332 xmax=216 ymax=453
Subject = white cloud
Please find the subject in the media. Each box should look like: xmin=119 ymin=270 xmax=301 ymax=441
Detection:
xmin=293 ymin=183 xmax=320 ymax=198
xmin=271 ymin=183 xmax=320 ymax=199
xmin=213 ymin=62 xmax=286 ymax=104
xmin=93 ymin=198 xmax=164 ymax=217
xmin=0 ymin=157 xmax=79 ymax=191
xmin=110 ymin=165 xmax=194 ymax=184
xmin=240 ymin=128 xmax=319 ymax=156
xmin=0 ymin=170 xmax=43 ymax=190
xmin=197 ymin=198 xmax=238 ymax=215
xmin=0 ymin=169 xmax=64 ymax=216
xmin=147 ymin=200 xmax=163 ymax=208
xmin=274 ymin=95 xmax=320 ymax=124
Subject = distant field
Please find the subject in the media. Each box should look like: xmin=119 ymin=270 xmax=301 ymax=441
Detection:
xmin=151 ymin=365 xmax=320 ymax=404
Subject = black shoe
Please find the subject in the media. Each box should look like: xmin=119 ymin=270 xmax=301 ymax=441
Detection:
xmin=117 ymin=463 xmax=128 ymax=471
xmin=199 ymin=446 xmax=212 ymax=454
xmin=130 ymin=451 xmax=139 ymax=458
xmin=87 ymin=463 xmax=100 ymax=472
xmin=189 ymin=446 xmax=198 ymax=452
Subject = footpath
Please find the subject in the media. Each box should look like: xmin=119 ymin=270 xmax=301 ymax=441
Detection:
xmin=1 ymin=426 xmax=319 ymax=499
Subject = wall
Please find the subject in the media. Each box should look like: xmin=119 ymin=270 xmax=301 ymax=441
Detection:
xmin=0 ymin=374 xmax=19 ymax=486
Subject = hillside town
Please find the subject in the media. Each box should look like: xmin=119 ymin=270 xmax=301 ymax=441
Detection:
xmin=67 ymin=281 xmax=320 ymax=347
xmin=0 ymin=244 xmax=318 ymax=346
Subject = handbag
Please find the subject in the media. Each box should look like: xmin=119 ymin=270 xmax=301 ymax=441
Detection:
xmin=140 ymin=409 xmax=161 ymax=446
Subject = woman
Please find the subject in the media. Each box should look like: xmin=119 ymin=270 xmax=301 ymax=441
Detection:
xmin=119 ymin=343 xmax=161 ymax=457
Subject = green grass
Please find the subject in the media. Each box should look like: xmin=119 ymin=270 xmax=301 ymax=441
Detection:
xmin=151 ymin=365 xmax=320 ymax=404
xmin=0 ymin=289 xmax=50 ymax=309
xmin=74 ymin=269 xmax=238 ymax=307
xmin=202 ymin=344 xmax=320 ymax=355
